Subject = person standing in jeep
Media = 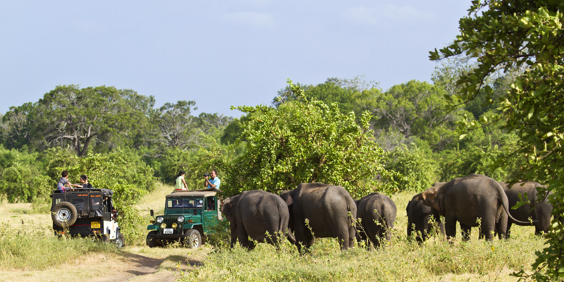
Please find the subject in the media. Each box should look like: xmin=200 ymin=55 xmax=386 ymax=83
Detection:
xmin=203 ymin=170 xmax=220 ymax=190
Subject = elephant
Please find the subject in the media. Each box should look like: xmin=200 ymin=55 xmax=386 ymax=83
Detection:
xmin=406 ymin=182 xmax=446 ymax=242
xmin=355 ymin=193 xmax=397 ymax=248
xmin=418 ymin=174 xmax=531 ymax=241
xmin=280 ymin=183 xmax=357 ymax=252
xmin=498 ymin=181 xmax=553 ymax=237
xmin=221 ymin=190 xmax=295 ymax=250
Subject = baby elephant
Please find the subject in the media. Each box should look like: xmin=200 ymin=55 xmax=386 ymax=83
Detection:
xmin=355 ymin=193 xmax=397 ymax=248
xmin=406 ymin=182 xmax=446 ymax=242
xmin=222 ymin=190 xmax=293 ymax=250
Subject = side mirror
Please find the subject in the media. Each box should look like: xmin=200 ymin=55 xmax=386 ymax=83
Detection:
xmin=150 ymin=210 xmax=154 ymax=217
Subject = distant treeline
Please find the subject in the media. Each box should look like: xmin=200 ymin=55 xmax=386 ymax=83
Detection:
xmin=0 ymin=60 xmax=524 ymax=206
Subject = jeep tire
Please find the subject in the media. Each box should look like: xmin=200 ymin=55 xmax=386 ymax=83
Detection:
xmin=185 ymin=229 xmax=202 ymax=249
xmin=146 ymin=231 xmax=158 ymax=248
xmin=52 ymin=202 xmax=78 ymax=228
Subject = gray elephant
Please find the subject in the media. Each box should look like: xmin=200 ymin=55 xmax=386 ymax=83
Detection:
xmin=406 ymin=182 xmax=446 ymax=242
xmin=498 ymin=181 xmax=553 ymax=237
xmin=280 ymin=183 xmax=357 ymax=252
xmin=355 ymin=193 xmax=397 ymax=248
xmin=221 ymin=190 xmax=294 ymax=250
xmin=418 ymin=174 xmax=531 ymax=241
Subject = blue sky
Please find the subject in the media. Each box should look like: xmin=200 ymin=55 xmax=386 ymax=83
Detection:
xmin=0 ymin=1 xmax=470 ymax=117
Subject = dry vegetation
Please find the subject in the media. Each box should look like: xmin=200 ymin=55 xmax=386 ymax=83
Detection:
xmin=0 ymin=184 xmax=546 ymax=281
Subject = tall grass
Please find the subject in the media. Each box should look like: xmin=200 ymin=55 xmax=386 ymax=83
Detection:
xmin=180 ymin=191 xmax=546 ymax=281
xmin=0 ymin=223 xmax=118 ymax=270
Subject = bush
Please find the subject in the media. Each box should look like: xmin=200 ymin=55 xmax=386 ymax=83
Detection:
xmin=385 ymin=145 xmax=439 ymax=192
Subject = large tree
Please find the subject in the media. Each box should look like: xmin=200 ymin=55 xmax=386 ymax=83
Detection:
xmin=224 ymin=80 xmax=394 ymax=198
xmin=152 ymin=100 xmax=200 ymax=150
xmin=33 ymin=85 xmax=148 ymax=156
xmin=431 ymin=1 xmax=564 ymax=279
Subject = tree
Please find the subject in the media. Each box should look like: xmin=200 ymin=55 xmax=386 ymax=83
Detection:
xmin=33 ymin=85 xmax=148 ymax=156
xmin=224 ymin=80 xmax=395 ymax=198
xmin=273 ymin=76 xmax=381 ymax=120
xmin=0 ymin=103 xmax=35 ymax=149
xmin=373 ymin=80 xmax=460 ymax=150
xmin=153 ymin=100 xmax=200 ymax=150
xmin=430 ymin=1 xmax=564 ymax=279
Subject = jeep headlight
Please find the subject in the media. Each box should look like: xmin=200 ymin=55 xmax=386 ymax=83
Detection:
xmin=177 ymin=216 xmax=184 ymax=223
xmin=160 ymin=223 xmax=167 ymax=229
xmin=156 ymin=216 xmax=164 ymax=224
xmin=172 ymin=223 xmax=178 ymax=229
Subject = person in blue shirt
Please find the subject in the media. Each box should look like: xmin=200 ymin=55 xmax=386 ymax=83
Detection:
xmin=204 ymin=169 xmax=221 ymax=190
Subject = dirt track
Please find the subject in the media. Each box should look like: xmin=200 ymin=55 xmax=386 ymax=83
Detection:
xmin=0 ymin=247 xmax=203 ymax=282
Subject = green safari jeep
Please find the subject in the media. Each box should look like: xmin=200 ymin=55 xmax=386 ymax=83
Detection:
xmin=146 ymin=189 xmax=226 ymax=248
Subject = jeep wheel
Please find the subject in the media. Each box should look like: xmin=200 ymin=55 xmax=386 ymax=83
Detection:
xmin=114 ymin=232 xmax=125 ymax=249
xmin=146 ymin=231 xmax=158 ymax=248
xmin=185 ymin=229 xmax=202 ymax=249
xmin=51 ymin=202 xmax=78 ymax=228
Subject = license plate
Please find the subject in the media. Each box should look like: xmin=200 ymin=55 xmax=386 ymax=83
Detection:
xmin=163 ymin=228 xmax=173 ymax=234
xmin=91 ymin=221 xmax=100 ymax=229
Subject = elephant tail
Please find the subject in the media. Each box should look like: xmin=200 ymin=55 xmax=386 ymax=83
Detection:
xmin=495 ymin=181 xmax=535 ymax=225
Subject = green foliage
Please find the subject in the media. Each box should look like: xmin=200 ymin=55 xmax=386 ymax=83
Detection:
xmin=274 ymin=76 xmax=381 ymax=121
xmin=32 ymin=85 xmax=150 ymax=156
xmin=43 ymin=147 xmax=156 ymax=243
xmin=0 ymin=103 xmax=35 ymax=149
xmin=0 ymin=146 xmax=51 ymax=204
xmin=374 ymin=80 xmax=454 ymax=144
xmin=432 ymin=1 xmax=564 ymax=279
xmin=226 ymin=80 xmax=393 ymax=198
xmin=385 ymin=146 xmax=439 ymax=192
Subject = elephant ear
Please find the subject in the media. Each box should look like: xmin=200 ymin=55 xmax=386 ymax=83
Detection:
xmin=419 ymin=190 xmax=438 ymax=209
xmin=221 ymin=199 xmax=233 ymax=221
xmin=280 ymin=192 xmax=294 ymax=206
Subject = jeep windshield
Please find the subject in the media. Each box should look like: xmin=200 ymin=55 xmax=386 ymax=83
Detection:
xmin=166 ymin=197 xmax=203 ymax=209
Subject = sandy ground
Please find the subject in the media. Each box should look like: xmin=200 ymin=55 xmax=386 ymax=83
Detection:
xmin=0 ymin=245 xmax=208 ymax=282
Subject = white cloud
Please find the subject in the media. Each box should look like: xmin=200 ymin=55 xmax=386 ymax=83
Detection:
xmin=343 ymin=5 xmax=432 ymax=26
xmin=222 ymin=12 xmax=276 ymax=29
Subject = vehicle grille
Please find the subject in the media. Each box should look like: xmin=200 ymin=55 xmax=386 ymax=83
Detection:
xmin=164 ymin=217 xmax=177 ymax=228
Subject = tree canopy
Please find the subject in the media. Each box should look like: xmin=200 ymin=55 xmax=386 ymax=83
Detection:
xmin=223 ymin=80 xmax=394 ymax=198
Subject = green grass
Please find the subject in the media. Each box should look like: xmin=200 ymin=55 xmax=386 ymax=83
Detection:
xmin=180 ymin=191 xmax=546 ymax=281
xmin=0 ymin=223 xmax=118 ymax=270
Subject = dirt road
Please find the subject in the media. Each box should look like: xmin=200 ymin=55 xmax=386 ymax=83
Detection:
xmin=0 ymin=247 xmax=204 ymax=282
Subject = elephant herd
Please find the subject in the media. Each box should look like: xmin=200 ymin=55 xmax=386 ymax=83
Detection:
xmin=221 ymin=174 xmax=554 ymax=251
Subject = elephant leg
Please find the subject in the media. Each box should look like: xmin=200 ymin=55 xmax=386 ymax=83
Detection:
xmin=460 ymin=223 xmax=471 ymax=241
xmin=437 ymin=221 xmax=446 ymax=240
xmin=535 ymin=214 xmax=550 ymax=235
xmin=507 ymin=222 xmax=513 ymax=239
xmin=495 ymin=211 xmax=508 ymax=240
xmin=348 ymin=224 xmax=355 ymax=250
xmin=237 ymin=226 xmax=250 ymax=249
xmin=480 ymin=216 xmax=497 ymax=241
xmin=248 ymin=239 xmax=257 ymax=250
xmin=445 ymin=215 xmax=457 ymax=241
xmin=293 ymin=218 xmax=308 ymax=253
xmin=229 ymin=223 xmax=238 ymax=248
xmin=375 ymin=225 xmax=386 ymax=247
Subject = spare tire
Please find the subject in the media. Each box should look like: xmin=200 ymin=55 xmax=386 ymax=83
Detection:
xmin=52 ymin=202 xmax=78 ymax=228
